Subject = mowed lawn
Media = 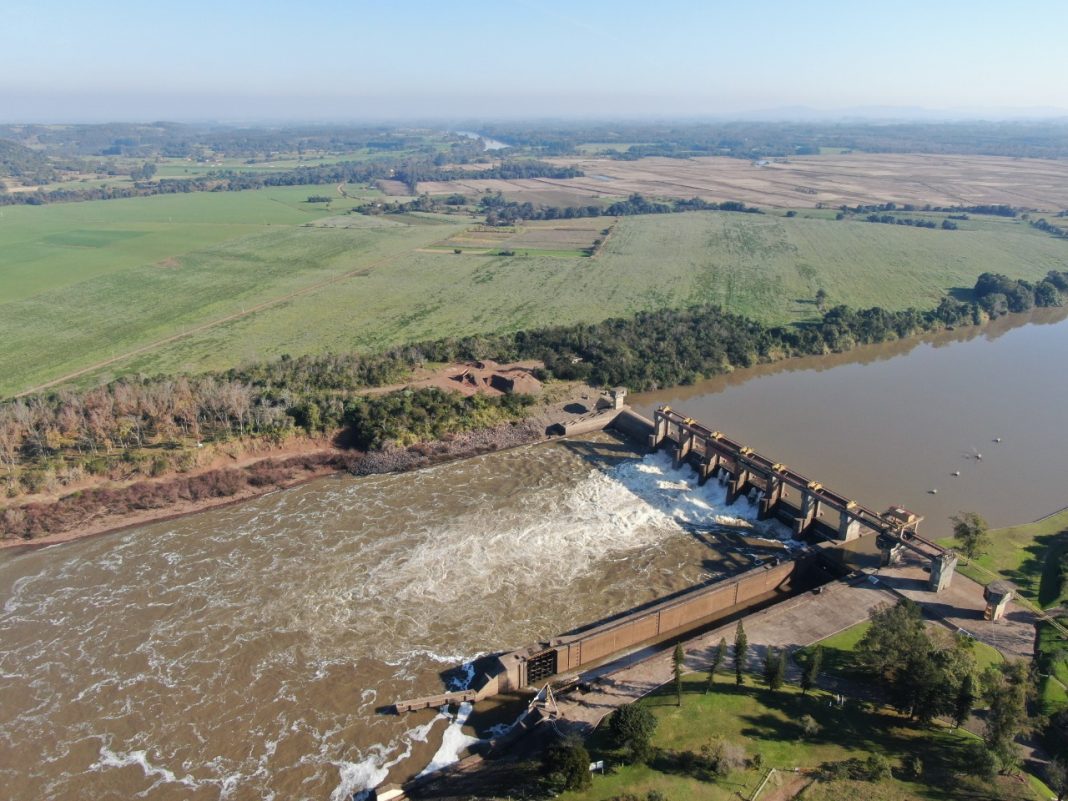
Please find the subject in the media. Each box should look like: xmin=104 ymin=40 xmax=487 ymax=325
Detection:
xmin=2 ymin=205 xmax=1067 ymax=396
xmin=556 ymin=678 xmax=1048 ymax=801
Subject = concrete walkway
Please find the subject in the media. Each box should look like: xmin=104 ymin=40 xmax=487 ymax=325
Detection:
xmin=554 ymin=555 xmax=1037 ymax=733
xmin=555 ymin=576 xmax=899 ymax=731
xmin=878 ymin=552 xmax=1038 ymax=660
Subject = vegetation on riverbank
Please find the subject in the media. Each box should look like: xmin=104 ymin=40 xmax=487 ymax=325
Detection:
xmin=0 ymin=386 xmax=537 ymax=540
xmin=2 ymin=266 xmax=1066 ymax=539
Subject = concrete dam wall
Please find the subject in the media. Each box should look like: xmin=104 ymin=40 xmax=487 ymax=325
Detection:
xmin=491 ymin=554 xmax=821 ymax=693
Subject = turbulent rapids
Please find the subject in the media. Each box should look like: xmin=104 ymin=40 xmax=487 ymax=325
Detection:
xmin=0 ymin=434 xmax=791 ymax=800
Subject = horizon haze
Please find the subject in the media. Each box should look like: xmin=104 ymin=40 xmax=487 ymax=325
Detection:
xmin=3 ymin=0 xmax=1067 ymax=123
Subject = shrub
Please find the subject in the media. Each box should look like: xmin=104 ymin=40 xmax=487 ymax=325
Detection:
xmin=608 ymin=703 xmax=658 ymax=764
xmin=820 ymin=754 xmax=892 ymax=782
xmin=902 ymin=753 xmax=924 ymax=780
xmin=542 ymin=735 xmax=591 ymax=791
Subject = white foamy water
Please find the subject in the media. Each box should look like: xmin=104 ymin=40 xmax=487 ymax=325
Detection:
xmin=0 ymin=435 xmax=784 ymax=800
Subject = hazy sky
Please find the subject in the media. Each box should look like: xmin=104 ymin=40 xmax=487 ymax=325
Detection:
xmin=4 ymin=0 xmax=1067 ymax=122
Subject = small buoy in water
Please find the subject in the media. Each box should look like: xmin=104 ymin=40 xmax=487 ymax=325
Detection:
xmin=976 ymin=453 xmax=982 ymax=460
xmin=952 ymin=471 xmax=961 ymax=477
xmin=929 ymin=488 xmax=939 ymax=494
xmin=994 ymin=437 xmax=1002 ymax=443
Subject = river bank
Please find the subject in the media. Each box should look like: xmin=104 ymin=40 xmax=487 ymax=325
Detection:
xmin=0 ymin=419 xmax=558 ymax=550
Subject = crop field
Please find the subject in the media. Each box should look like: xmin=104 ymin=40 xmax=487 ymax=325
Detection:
xmin=2 ymin=203 xmax=1066 ymax=397
xmin=0 ymin=184 xmax=372 ymax=301
xmin=420 ymin=152 xmax=1068 ymax=211
xmin=425 ymin=218 xmax=608 ymax=255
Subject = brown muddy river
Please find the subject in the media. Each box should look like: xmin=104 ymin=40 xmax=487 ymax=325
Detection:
xmin=633 ymin=305 xmax=1068 ymax=530
xmin=0 ymin=438 xmax=786 ymax=800
xmin=2 ymin=308 xmax=1066 ymax=800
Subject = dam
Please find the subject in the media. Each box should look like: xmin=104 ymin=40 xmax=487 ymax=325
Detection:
xmin=395 ymin=406 xmax=959 ymax=711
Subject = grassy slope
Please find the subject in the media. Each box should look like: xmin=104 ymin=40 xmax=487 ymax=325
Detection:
xmin=2 ymin=207 xmax=1066 ymax=396
xmin=606 ymin=212 xmax=1068 ymax=325
xmin=937 ymin=508 xmax=1068 ymax=609
xmin=558 ymin=678 xmax=1045 ymax=801
xmin=938 ymin=509 xmax=1068 ymax=710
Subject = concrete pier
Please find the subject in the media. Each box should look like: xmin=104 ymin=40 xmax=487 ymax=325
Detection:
xmin=648 ymin=406 xmax=952 ymax=581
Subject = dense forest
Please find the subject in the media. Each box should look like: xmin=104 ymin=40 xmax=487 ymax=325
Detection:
xmin=2 ymin=270 xmax=1065 ymax=520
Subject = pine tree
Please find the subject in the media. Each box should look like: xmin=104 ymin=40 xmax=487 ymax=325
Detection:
xmin=734 ymin=621 xmax=748 ymax=686
xmin=707 ymin=637 xmax=727 ymax=693
xmin=801 ymin=645 xmax=823 ymax=695
xmin=673 ymin=643 xmax=685 ymax=706
xmin=764 ymin=647 xmax=785 ymax=692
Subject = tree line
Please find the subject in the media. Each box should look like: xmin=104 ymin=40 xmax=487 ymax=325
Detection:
xmin=0 ymin=156 xmax=583 ymax=206
xmin=973 ymin=270 xmax=1068 ymax=316
xmin=861 ymin=213 xmax=943 ymax=229
xmin=478 ymin=192 xmax=761 ymax=225
xmin=1 ymin=269 xmax=1063 ymax=511
xmin=839 ymin=202 xmax=1020 ymax=217
xmin=1032 ymin=217 xmax=1068 ymax=238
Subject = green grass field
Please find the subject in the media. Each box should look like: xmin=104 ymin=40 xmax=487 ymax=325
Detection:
xmin=938 ymin=508 xmax=1068 ymax=609
xmin=2 ymin=203 xmax=1066 ymax=397
xmin=0 ymin=184 xmax=367 ymax=301
xmin=556 ymin=678 xmax=1046 ymax=801
xmin=938 ymin=509 xmax=1068 ymax=712
xmin=801 ymin=621 xmax=1003 ymax=686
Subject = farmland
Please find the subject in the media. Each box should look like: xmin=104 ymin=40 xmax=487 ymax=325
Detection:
xmin=0 ymin=184 xmax=377 ymax=301
xmin=2 ymin=195 xmax=1067 ymax=397
xmin=419 ymin=152 xmax=1068 ymax=211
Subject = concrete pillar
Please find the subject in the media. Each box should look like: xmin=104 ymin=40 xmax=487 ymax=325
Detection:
xmin=758 ymin=476 xmax=783 ymax=520
xmin=794 ymin=492 xmax=819 ymax=535
xmin=837 ymin=512 xmax=860 ymax=541
xmin=674 ymin=431 xmax=693 ymax=469
xmin=928 ymin=552 xmax=959 ymax=592
xmin=697 ymin=452 xmax=720 ymax=486
xmin=983 ymin=581 xmax=1014 ymax=621
xmin=649 ymin=412 xmax=669 ymax=449
xmin=880 ymin=543 xmax=905 ymax=567
xmin=726 ymin=468 xmax=750 ymax=505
